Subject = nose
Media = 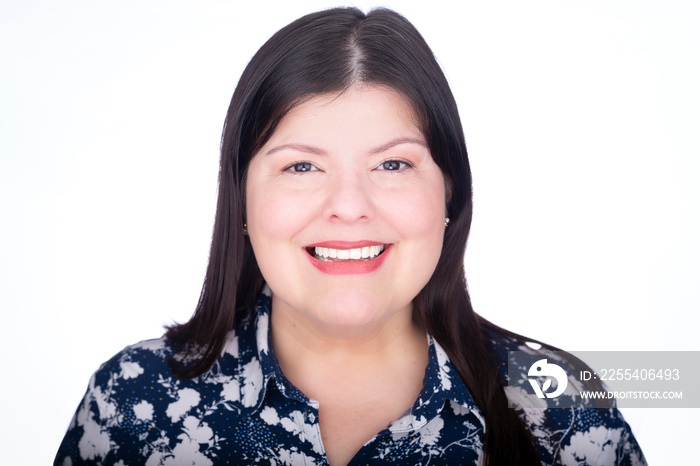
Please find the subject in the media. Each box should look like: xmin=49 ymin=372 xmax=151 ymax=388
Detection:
xmin=321 ymin=169 xmax=377 ymax=224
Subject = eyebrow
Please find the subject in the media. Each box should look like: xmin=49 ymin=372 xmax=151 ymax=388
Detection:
xmin=265 ymin=144 xmax=327 ymax=156
xmin=266 ymin=137 xmax=427 ymax=156
xmin=369 ymin=137 xmax=428 ymax=154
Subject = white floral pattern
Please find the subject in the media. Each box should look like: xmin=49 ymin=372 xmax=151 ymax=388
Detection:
xmin=56 ymin=290 xmax=646 ymax=465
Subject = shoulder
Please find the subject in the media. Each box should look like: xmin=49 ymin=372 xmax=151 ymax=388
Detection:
xmin=56 ymin=332 xmax=248 ymax=465
xmin=78 ymin=336 xmax=180 ymax=427
xmin=487 ymin=328 xmax=608 ymax=412
xmin=91 ymin=337 xmax=175 ymax=382
xmin=488 ymin=330 xmax=604 ymax=407
xmin=487 ymin=330 xmax=647 ymax=465
xmin=82 ymin=330 xmax=250 ymax=407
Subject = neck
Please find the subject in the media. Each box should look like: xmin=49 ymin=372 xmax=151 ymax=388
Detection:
xmin=269 ymin=294 xmax=429 ymax=393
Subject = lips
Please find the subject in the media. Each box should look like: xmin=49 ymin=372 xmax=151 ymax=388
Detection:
xmin=304 ymin=241 xmax=391 ymax=275
xmin=308 ymin=244 xmax=386 ymax=262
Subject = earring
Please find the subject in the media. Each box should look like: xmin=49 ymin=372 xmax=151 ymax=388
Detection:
xmin=445 ymin=218 xmax=450 ymax=227
xmin=243 ymin=223 xmax=248 ymax=236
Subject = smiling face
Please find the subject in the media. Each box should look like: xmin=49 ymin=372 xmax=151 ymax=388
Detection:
xmin=245 ymin=85 xmax=447 ymax=334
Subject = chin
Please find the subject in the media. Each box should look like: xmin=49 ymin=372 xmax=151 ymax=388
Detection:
xmin=312 ymin=293 xmax=407 ymax=331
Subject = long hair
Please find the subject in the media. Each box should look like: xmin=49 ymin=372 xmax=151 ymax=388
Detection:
xmin=166 ymin=7 xmax=540 ymax=465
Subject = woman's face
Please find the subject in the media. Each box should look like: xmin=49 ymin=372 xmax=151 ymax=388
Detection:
xmin=246 ymin=85 xmax=447 ymax=333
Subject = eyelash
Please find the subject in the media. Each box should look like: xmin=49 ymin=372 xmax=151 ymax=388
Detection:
xmin=282 ymin=159 xmax=413 ymax=173
xmin=376 ymin=159 xmax=413 ymax=171
xmin=283 ymin=161 xmax=318 ymax=173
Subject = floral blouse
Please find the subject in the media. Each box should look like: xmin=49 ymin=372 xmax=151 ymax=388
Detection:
xmin=56 ymin=288 xmax=646 ymax=465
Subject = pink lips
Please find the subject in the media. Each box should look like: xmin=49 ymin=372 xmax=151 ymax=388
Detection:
xmin=305 ymin=241 xmax=391 ymax=275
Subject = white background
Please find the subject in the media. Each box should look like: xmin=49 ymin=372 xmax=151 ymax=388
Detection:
xmin=1 ymin=0 xmax=698 ymax=464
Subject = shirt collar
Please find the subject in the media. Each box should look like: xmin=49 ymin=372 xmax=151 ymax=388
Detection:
xmin=232 ymin=286 xmax=310 ymax=414
xmin=387 ymin=334 xmax=483 ymax=433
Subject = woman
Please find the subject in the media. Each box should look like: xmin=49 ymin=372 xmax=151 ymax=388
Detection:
xmin=56 ymin=7 xmax=645 ymax=465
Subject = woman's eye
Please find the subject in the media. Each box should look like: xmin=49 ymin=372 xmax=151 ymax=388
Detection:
xmin=377 ymin=159 xmax=411 ymax=171
xmin=284 ymin=162 xmax=317 ymax=173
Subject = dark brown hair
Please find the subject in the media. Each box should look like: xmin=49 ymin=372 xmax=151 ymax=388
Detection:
xmin=167 ymin=7 xmax=540 ymax=465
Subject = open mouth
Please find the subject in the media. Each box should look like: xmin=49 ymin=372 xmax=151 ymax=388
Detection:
xmin=305 ymin=244 xmax=388 ymax=262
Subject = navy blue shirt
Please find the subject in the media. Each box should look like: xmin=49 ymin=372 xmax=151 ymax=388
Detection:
xmin=56 ymin=288 xmax=646 ymax=465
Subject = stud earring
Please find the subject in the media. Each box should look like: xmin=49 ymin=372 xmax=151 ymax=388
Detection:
xmin=445 ymin=218 xmax=450 ymax=227
xmin=243 ymin=223 xmax=248 ymax=235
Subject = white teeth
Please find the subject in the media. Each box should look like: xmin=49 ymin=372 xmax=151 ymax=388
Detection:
xmin=313 ymin=245 xmax=386 ymax=261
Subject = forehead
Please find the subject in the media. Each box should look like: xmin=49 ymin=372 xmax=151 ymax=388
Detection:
xmin=268 ymin=85 xmax=424 ymax=144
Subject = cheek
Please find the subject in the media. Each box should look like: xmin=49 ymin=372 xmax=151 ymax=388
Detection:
xmin=247 ymin=181 xmax=318 ymax=245
xmin=382 ymin=177 xmax=446 ymax=285
xmin=381 ymin=178 xmax=446 ymax=237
